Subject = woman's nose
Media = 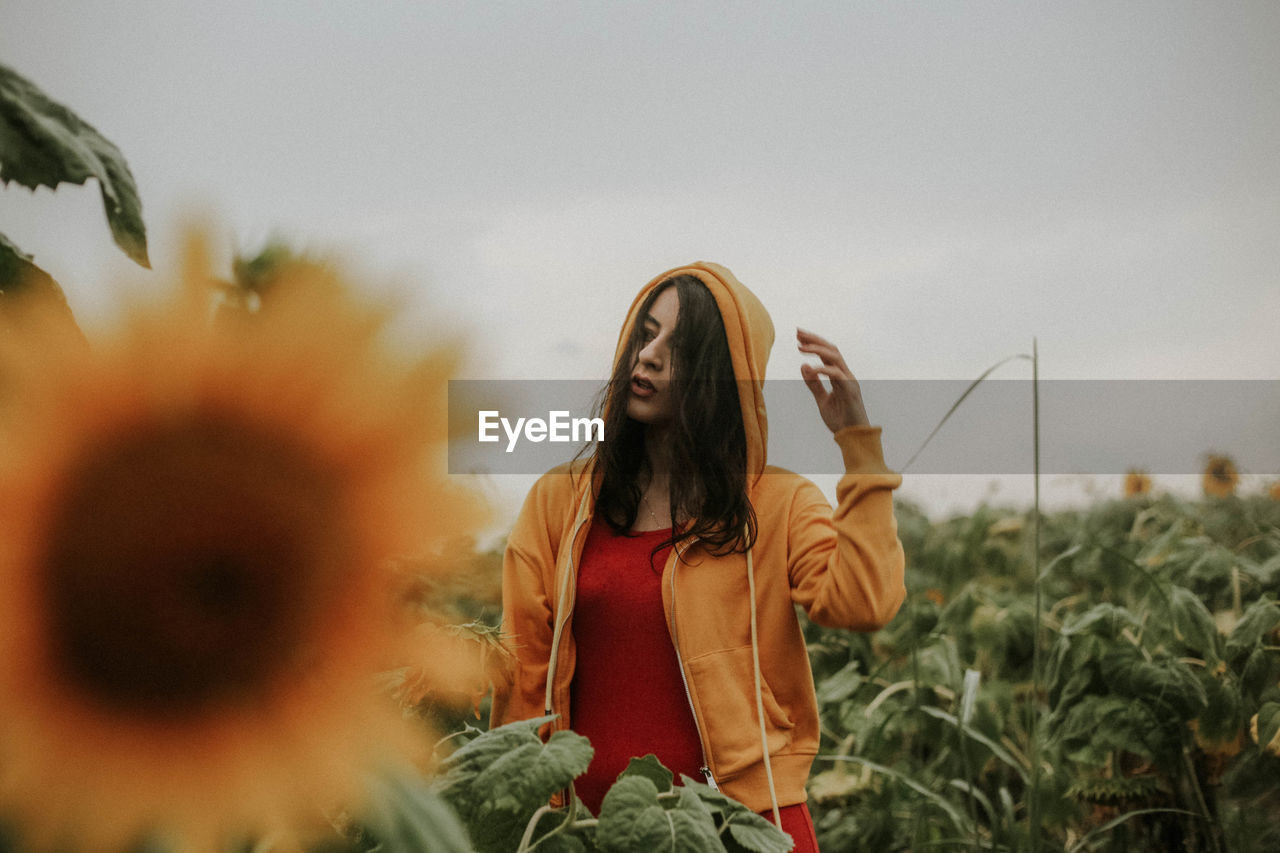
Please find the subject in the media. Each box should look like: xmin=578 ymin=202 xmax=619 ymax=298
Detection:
xmin=638 ymin=340 xmax=662 ymax=369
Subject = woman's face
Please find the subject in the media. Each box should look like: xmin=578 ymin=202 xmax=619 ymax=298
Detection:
xmin=626 ymin=285 xmax=679 ymax=425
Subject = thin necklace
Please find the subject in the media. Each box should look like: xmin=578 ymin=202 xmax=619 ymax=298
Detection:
xmin=641 ymin=492 xmax=665 ymax=529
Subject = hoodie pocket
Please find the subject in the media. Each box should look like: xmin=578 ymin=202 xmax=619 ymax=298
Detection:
xmin=685 ymin=645 xmax=795 ymax=780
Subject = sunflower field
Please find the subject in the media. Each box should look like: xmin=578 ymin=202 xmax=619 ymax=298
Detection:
xmin=802 ymin=486 xmax=1280 ymax=852
xmin=393 ymin=480 xmax=1279 ymax=853
xmin=4 ymin=61 xmax=1280 ymax=853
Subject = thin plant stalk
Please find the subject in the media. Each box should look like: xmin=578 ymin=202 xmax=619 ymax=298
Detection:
xmin=1180 ymin=734 xmax=1224 ymax=853
xmin=958 ymin=669 xmax=983 ymax=852
xmin=898 ymin=348 xmax=1037 ymax=848
xmin=1029 ymin=337 xmax=1042 ymax=852
xmin=910 ymin=642 xmax=925 ymax=850
xmin=911 ymin=644 xmax=923 ymax=761
xmin=900 ymin=353 xmax=1032 ymax=472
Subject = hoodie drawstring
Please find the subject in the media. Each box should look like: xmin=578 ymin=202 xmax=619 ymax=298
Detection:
xmin=747 ymin=538 xmax=782 ymax=827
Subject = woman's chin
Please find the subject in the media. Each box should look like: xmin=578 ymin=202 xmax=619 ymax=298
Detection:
xmin=626 ymin=400 xmax=669 ymax=426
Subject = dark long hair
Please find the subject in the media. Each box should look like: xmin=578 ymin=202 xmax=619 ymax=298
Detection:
xmin=592 ymin=275 xmax=757 ymax=557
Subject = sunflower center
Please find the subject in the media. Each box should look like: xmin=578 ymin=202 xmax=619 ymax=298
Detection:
xmin=41 ymin=415 xmax=349 ymax=716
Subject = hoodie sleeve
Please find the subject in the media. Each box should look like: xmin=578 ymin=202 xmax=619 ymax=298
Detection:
xmin=490 ymin=475 xmax=561 ymax=728
xmin=787 ymin=425 xmax=906 ymax=630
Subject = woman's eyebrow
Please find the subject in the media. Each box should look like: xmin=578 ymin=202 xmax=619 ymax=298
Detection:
xmin=642 ymin=314 xmax=661 ymax=330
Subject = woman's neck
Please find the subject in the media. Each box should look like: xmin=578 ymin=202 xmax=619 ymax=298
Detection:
xmin=637 ymin=425 xmax=675 ymax=530
xmin=642 ymin=424 xmax=674 ymax=487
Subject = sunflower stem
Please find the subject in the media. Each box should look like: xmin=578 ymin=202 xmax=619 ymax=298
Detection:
xmin=516 ymin=804 xmax=556 ymax=852
xmin=1029 ymin=337 xmax=1042 ymax=853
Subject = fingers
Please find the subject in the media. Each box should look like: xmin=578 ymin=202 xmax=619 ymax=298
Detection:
xmin=803 ymin=363 xmax=863 ymax=403
xmin=803 ymin=363 xmax=856 ymax=384
xmin=796 ymin=327 xmax=830 ymax=344
xmin=800 ymin=362 xmax=828 ymax=401
xmin=798 ymin=329 xmax=870 ymax=431
xmin=802 ymin=362 xmax=862 ymax=398
xmin=797 ymin=328 xmax=851 ymax=375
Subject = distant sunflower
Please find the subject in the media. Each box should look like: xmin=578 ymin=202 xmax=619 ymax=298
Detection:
xmin=1268 ymin=481 xmax=1280 ymax=502
xmin=1202 ymin=454 xmax=1239 ymax=498
xmin=0 ymin=239 xmax=483 ymax=851
xmin=1123 ymin=469 xmax=1152 ymax=497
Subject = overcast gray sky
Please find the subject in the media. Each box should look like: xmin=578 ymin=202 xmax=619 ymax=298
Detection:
xmin=3 ymin=1 xmax=1277 ymax=518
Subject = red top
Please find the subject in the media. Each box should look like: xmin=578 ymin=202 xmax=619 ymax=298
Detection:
xmin=568 ymin=520 xmax=821 ymax=849
xmin=569 ymin=519 xmax=704 ymax=814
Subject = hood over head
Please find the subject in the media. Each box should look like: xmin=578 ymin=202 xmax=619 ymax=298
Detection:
xmin=611 ymin=262 xmax=774 ymax=480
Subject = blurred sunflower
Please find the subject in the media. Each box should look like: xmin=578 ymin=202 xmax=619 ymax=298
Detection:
xmin=1123 ymin=469 xmax=1152 ymax=497
xmin=1202 ymin=454 xmax=1240 ymax=498
xmin=1268 ymin=481 xmax=1280 ymax=502
xmin=0 ymin=238 xmax=484 ymax=851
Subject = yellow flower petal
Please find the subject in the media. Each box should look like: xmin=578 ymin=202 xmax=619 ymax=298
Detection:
xmin=0 ymin=237 xmax=485 ymax=851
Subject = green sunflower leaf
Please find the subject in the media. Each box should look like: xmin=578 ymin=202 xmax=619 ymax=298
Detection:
xmin=617 ymin=754 xmax=674 ymax=792
xmin=0 ymin=63 xmax=148 ymax=267
xmin=434 ymin=716 xmax=592 ymax=853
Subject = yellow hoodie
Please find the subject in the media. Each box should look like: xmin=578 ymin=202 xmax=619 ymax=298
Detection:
xmin=492 ymin=262 xmax=906 ymax=814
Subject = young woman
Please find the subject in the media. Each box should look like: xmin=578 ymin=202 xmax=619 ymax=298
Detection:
xmin=492 ymin=263 xmax=906 ymax=849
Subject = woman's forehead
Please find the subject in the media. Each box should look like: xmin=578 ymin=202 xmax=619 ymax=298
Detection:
xmin=645 ymin=287 xmax=679 ymax=326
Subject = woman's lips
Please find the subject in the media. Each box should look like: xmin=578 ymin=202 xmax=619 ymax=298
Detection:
xmin=630 ymin=376 xmax=655 ymax=398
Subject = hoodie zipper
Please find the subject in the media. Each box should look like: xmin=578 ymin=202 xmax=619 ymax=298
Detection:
xmin=668 ymin=543 xmax=719 ymax=791
xmin=544 ymin=504 xmax=593 ymax=721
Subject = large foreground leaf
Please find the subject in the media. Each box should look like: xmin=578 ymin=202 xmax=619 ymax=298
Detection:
xmin=0 ymin=232 xmax=81 ymax=333
xmin=0 ymin=63 xmax=148 ymax=267
xmin=677 ymin=777 xmax=794 ymax=853
xmin=597 ymin=776 xmax=724 ymax=853
xmin=0 ymin=231 xmax=58 ymax=296
xmin=434 ymin=716 xmax=592 ymax=853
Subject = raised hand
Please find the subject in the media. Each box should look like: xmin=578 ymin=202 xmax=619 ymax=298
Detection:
xmin=798 ymin=328 xmax=870 ymax=433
